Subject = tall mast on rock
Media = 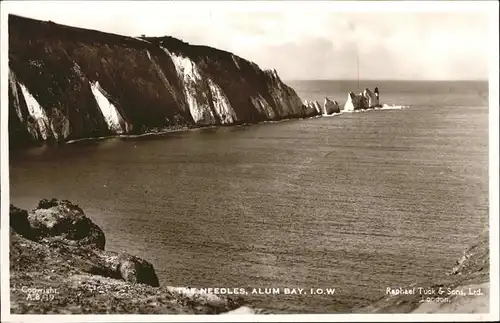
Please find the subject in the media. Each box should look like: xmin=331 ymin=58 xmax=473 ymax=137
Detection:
xmin=349 ymin=21 xmax=360 ymax=91
xmin=357 ymin=52 xmax=360 ymax=91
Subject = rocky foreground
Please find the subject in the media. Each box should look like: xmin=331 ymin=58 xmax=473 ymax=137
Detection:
xmin=9 ymin=199 xmax=246 ymax=314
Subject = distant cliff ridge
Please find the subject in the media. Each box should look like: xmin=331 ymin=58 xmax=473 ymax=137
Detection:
xmin=8 ymin=15 xmax=309 ymax=147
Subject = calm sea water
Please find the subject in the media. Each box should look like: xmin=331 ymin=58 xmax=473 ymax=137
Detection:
xmin=9 ymin=80 xmax=489 ymax=313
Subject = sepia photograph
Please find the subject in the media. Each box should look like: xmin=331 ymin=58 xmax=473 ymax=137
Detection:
xmin=1 ymin=1 xmax=498 ymax=322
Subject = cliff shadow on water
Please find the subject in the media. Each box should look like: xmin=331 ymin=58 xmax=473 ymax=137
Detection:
xmin=8 ymin=14 xmax=310 ymax=148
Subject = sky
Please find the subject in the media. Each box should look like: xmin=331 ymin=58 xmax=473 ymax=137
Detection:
xmin=2 ymin=1 xmax=494 ymax=80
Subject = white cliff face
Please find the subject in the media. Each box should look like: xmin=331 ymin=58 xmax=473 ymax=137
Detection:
xmin=207 ymin=78 xmax=237 ymax=124
xmin=9 ymin=71 xmax=23 ymax=122
xmin=90 ymin=81 xmax=125 ymax=134
xmin=251 ymin=94 xmax=277 ymax=119
xmin=313 ymin=101 xmax=322 ymax=114
xmin=164 ymin=48 xmax=239 ymax=125
xmin=163 ymin=48 xmax=216 ymax=125
xmin=18 ymin=82 xmax=50 ymax=140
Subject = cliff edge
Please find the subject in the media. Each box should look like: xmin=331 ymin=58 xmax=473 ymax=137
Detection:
xmin=8 ymin=14 xmax=310 ymax=148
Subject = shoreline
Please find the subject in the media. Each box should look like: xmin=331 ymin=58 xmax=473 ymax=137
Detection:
xmin=18 ymin=104 xmax=409 ymax=149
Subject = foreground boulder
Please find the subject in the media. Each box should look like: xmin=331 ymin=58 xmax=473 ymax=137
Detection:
xmin=11 ymin=199 xmax=157 ymax=286
xmin=97 ymin=250 xmax=160 ymax=287
xmin=10 ymin=200 xmax=244 ymax=313
xmin=27 ymin=199 xmax=106 ymax=250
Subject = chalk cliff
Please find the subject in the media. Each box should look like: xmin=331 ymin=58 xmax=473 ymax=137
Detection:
xmin=8 ymin=15 xmax=308 ymax=147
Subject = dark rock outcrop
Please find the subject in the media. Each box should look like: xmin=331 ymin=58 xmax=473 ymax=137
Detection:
xmin=10 ymin=200 xmax=243 ymax=313
xmin=27 ymin=199 xmax=106 ymax=250
xmin=97 ymin=251 xmax=160 ymax=287
xmin=10 ymin=204 xmax=36 ymax=240
xmin=8 ymin=14 xmax=308 ymax=147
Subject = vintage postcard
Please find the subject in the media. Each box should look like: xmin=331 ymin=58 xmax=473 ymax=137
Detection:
xmin=1 ymin=1 xmax=498 ymax=322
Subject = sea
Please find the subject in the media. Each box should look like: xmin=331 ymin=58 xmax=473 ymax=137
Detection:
xmin=9 ymin=80 xmax=489 ymax=313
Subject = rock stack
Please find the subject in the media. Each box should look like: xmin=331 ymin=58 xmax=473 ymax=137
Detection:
xmin=302 ymin=100 xmax=321 ymax=118
xmin=343 ymin=88 xmax=381 ymax=111
xmin=323 ymin=97 xmax=340 ymax=115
